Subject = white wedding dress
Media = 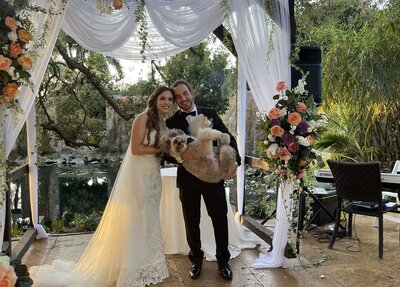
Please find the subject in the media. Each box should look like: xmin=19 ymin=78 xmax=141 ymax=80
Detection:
xmin=30 ymin=129 xmax=169 ymax=287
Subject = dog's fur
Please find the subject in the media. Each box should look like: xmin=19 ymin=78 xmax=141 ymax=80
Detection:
xmin=160 ymin=115 xmax=237 ymax=183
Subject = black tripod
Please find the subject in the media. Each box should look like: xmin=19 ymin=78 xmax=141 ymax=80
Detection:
xmin=296 ymin=186 xmax=345 ymax=253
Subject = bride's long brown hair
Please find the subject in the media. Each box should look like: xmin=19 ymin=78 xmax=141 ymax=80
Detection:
xmin=144 ymin=86 xmax=172 ymax=146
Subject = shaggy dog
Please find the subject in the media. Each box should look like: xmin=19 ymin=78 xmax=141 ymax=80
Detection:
xmin=160 ymin=115 xmax=237 ymax=183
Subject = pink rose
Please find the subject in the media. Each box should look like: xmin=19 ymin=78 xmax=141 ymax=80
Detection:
xmin=267 ymin=107 xmax=281 ymax=120
xmin=18 ymin=56 xmax=33 ymax=70
xmin=276 ymin=81 xmax=288 ymax=92
xmin=297 ymin=170 xmax=305 ymax=179
xmin=287 ymin=112 xmax=302 ymax=126
xmin=276 ymin=147 xmax=290 ymax=160
xmin=5 ymin=17 xmax=17 ymax=31
xmin=270 ymin=125 xmax=284 ymax=137
xmin=296 ymin=102 xmax=307 ymax=113
xmin=288 ymin=142 xmax=297 ymax=153
xmin=0 ymin=56 xmax=12 ymax=71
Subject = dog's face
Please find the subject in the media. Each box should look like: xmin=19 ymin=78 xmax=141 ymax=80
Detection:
xmin=160 ymin=129 xmax=188 ymax=157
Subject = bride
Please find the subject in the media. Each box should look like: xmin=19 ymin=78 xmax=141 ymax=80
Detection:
xmin=30 ymin=86 xmax=174 ymax=287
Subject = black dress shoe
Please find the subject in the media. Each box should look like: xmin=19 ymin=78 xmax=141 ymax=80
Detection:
xmin=219 ymin=263 xmax=233 ymax=280
xmin=189 ymin=264 xmax=202 ymax=279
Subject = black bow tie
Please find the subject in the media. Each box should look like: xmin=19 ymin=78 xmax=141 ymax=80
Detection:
xmin=181 ymin=111 xmax=196 ymax=117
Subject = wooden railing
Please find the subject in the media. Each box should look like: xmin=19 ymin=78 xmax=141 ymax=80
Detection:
xmin=4 ymin=162 xmax=38 ymax=259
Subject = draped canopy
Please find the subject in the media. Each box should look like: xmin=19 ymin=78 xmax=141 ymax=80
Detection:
xmin=0 ymin=0 xmax=291 ymax=264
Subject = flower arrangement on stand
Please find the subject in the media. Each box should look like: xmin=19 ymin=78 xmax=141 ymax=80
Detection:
xmin=257 ymin=76 xmax=328 ymax=243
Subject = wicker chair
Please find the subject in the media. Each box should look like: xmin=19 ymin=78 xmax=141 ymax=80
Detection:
xmin=327 ymin=160 xmax=399 ymax=259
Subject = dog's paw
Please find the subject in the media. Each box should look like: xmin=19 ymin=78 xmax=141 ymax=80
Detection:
xmin=198 ymin=128 xmax=222 ymax=140
xmin=220 ymin=133 xmax=230 ymax=145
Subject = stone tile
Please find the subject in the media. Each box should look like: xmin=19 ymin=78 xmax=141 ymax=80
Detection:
xmin=21 ymin=215 xmax=400 ymax=287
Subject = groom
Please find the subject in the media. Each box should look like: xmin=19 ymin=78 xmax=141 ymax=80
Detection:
xmin=166 ymin=79 xmax=241 ymax=281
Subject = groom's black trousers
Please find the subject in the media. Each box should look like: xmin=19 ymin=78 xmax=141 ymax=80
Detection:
xmin=177 ymin=166 xmax=230 ymax=266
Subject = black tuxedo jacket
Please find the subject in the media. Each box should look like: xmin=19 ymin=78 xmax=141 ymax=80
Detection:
xmin=165 ymin=106 xmax=241 ymax=188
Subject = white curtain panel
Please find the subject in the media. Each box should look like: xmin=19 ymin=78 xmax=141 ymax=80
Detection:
xmin=229 ymin=0 xmax=291 ymax=268
xmin=63 ymin=0 xmax=226 ymax=61
xmin=228 ymin=0 xmax=291 ymax=113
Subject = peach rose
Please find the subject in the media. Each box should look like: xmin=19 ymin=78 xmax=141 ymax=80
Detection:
xmin=0 ymin=56 xmax=12 ymax=71
xmin=275 ymin=169 xmax=287 ymax=175
xmin=17 ymin=29 xmax=32 ymax=43
xmin=18 ymin=56 xmax=33 ymax=70
xmin=287 ymin=112 xmax=302 ymax=126
xmin=118 ymin=97 xmax=129 ymax=103
xmin=113 ymin=0 xmax=123 ymax=10
xmin=298 ymin=159 xmax=308 ymax=167
xmin=296 ymin=102 xmax=307 ymax=113
xmin=5 ymin=17 xmax=17 ymax=31
xmin=297 ymin=170 xmax=305 ymax=180
xmin=306 ymin=135 xmax=315 ymax=144
xmin=288 ymin=142 xmax=297 ymax=153
xmin=3 ymin=83 xmax=19 ymax=99
xmin=270 ymin=125 xmax=284 ymax=137
xmin=276 ymin=81 xmax=288 ymax=92
xmin=267 ymin=108 xmax=281 ymax=119
xmin=9 ymin=42 xmax=22 ymax=58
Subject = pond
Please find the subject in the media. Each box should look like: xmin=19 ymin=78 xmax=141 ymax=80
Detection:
xmin=10 ymin=162 xmax=121 ymax=226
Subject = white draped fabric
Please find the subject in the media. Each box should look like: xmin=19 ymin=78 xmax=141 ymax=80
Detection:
xmin=1 ymin=0 xmax=292 ymax=268
xmin=253 ymin=180 xmax=293 ymax=268
xmin=0 ymin=0 xmax=67 ymax=246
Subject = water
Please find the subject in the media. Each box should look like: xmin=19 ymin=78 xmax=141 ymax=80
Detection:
xmin=11 ymin=163 xmax=121 ymax=222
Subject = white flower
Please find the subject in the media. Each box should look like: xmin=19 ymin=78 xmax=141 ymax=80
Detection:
xmin=296 ymin=136 xmax=310 ymax=147
xmin=267 ymin=143 xmax=279 ymax=157
xmin=293 ymin=79 xmax=306 ymax=94
xmin=267 ymin=134 xmax=275 ymax=142
xmin=282 ymin=95 xmax=288 ymax=101
xmin=7 ymin=66 xmax=17 ymax=80
xmin=7 ymin=31 xmax=18 ymax=42
xmin=263 ymin=140 xmax=268 ymax=145
xmin=280 ymin=107 xmax=287 ymax=116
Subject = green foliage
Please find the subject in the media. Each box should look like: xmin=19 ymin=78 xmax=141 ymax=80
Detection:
xmin=162 ymin=41 xmax=235 ymax=113
xmin=11 ymin=224 xmax=23 ymax=238
xmin=46 ymin=211 xmax=102 ymax=233
xmin=296 ymin=0 xmax=400 ymax=165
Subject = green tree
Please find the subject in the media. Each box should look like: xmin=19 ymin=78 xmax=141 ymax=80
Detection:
xmin=161 ymin=42 xmax=235 ymax=113
xmin=296 ymin=0 xmax=400 ymax=166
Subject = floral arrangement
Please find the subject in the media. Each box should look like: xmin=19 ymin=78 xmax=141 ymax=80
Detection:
xmin=0 ymin=242 xmax=33 ymax=287
xmin=257 ymin=77 xmax=328 ymax=183
xmin=0 ymin=3 xmax=33 ymax=109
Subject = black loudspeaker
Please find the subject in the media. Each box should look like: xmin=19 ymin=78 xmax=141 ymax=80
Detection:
xmin=291 ymin=46 xmax=322 ymax=105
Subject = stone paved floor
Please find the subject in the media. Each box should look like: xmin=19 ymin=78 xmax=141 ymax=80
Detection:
xmin=23 ymin=215 xmax=400 ymax=287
